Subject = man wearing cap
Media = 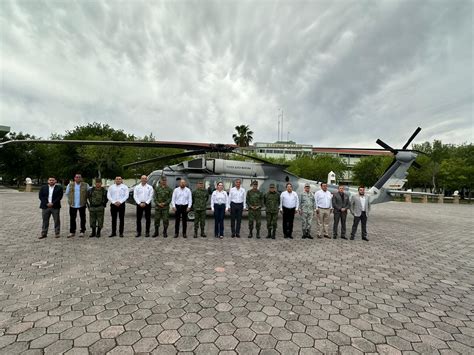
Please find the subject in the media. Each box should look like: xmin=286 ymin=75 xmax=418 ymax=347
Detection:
xmin=87 ymin=178 xmax=107 ymax=238
xmin=192 ymin=181 xmax=209 ymax=238
xmin=332 ymin=184 xmax=350 ymax=239
xmin=264 ymin=183 xmax=280 ymax=239
xmin=229 ymin=178 xmax=246 ymax=238
xmin=134 ymin=175 xmax=154 ymax=238
xmin=315 ymin=182 xmax=333 ymax=238
xmin=299 ymin=183 xmax=316 ymax=239
xmin=279 ymin=182 xmax=299 ymax=239
xmin=171 ymin=179 xmax=193 ymax=238
xmin=246 ymin=180 xmax=264 ymax=238
xmin=153 ymin=176 xmax=173 ymax=238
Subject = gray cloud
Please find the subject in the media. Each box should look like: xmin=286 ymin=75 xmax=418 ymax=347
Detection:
xmin=1 ymin=0 xmax=472 ymax=148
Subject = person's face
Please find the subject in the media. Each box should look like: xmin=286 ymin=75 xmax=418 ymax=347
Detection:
xmin=180 ymin=180 xmax=186 ymax=188
xmin=197 ymin=182 xmax=203 ymax=189
xmin=286 ymin=184 xmax=292 ymax=192
xmin=270 ymin=187 xmax=275 ymax=192
xmin=235 ymin=180 xmax=241 ymax=188
xmin=160 ymin=179 xmax=167 ymax=187
xmin=217 ymin=183 xmax=223 ymax=191
xmin=140 ymin=175 xmax=148 ymax=184
xmin=359 ymin=187 xmax=365 ymax=195
xmin=338 ymin=186 xmax=344 ymax=193
xmin=48 ymin=178 xmax=56 ymax=186
xmin=252 ymin=184 xmax=258 ymax=190
xmin=95 ymin=181 xmax=102 ymax=188
xmin=115 ymin=177 xmax=122 ymax=185
xmin=74 ymin=174 xmax=82 ymax=183
xmin=304 ymin=186 xmax=310 ymax=193
xmin=321 ymin=183 xmax=328 ymax=191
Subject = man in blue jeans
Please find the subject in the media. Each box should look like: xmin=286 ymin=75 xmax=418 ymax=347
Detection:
xmin=65 ymin=173 xmax=89 ymax=238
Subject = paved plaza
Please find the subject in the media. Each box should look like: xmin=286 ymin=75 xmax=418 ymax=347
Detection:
xmin=0 ymin=190 xmax=473 ymax=354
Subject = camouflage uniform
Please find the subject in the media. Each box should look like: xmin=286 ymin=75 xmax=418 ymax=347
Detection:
xmin=192 ymin=187 xmax=209 ymax=237
xmin=264 ymin=189 xmax=280 ymax=239
xmin=154 ymin=183 xmax=173 ymax=237
xmin=247 ymin=188 xmax=264 ymax=238
xmin=87 ymin=186 xmax=107 ymax=237
xmin=299 ymin=190 xmax=316 ymax=237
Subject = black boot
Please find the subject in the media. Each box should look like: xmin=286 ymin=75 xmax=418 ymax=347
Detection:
xmin=271 ymin=229 xmax=276 ymax=239
xmin=307 ymin=230 xmax=314 ymax=239
xmin=96 ymin=228 xmax=101 ymax=238
xmin=163 ymin=226 xmax=168 ymax=238
xmin=256 ymin=229 xmax=260 ymax=239
xmin=248 ymin=228 xmax=253 ymax=238
xmin=194 ymin=229 xmax=198 ymax=238
xmin=152 ymin=226 xmax=159 ymax=238
xmin=266 ymin=229 xmax=272 ymax=239
xmin=201 ymin=228 xmax=207 ymax=238
xmin=89 ymin=227 xmax=96 ymax=238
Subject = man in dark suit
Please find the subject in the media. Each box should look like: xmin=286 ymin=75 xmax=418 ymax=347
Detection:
xmin=350 ymin=186 xmax=371 ymax=241
xmin=332 ymin=184 xmax=350 ymax=239
xmin=39 ymin=177 xmax=64 ymax=239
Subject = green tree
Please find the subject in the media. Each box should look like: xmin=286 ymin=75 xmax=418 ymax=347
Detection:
xmin=352 ymin=156 xmax=393 ymax=187
xmin=287 ymin=155 xmax=347 ymax=182
xmin=232 ymin=125 xmax=254 ymax=147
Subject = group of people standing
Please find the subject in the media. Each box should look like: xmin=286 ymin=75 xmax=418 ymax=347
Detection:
xmin=39 ymin=175 xmax=371 ymax=241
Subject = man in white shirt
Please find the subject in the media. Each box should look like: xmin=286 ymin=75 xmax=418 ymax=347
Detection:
xmin=229 ymin=179 xmax=246 ymax=238
xmin=279 ymin=182 xmax=299 ymax=239
xmin=134 ymin=175 xmax=154 ymax=238
xmin=107 ymin=176 xmax=129 ymax=237
xmin=38 ymin=177 xmax=63 ymax=239
xmin=350 ymin=186 xmax=371 ymax=241
xmin=171 ymin=179 xmax=192 ymax=238
xmin=315 ymin=182 xmax=333 ymax=238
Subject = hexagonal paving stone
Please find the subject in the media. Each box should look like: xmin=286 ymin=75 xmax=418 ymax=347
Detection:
xmin=157 ymin=329 xmax=180 ymax=344
xmin=133 ymin=337 xmax=158 ymax=353
xmin=174 ymin=336 xmax=199 ymax=352
xmin=116 ymin=330 xmax=141 ymax=346
xmin=215 ymin=335 xmax=239 ymax=350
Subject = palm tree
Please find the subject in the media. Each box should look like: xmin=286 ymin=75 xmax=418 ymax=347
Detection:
xmin=232 ymin=125 xmax=254 ymax=147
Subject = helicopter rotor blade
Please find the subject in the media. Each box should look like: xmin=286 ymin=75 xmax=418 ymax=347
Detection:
xmin=123 ymin=149 xmax=208 ymax=168
xmin=376 ymin=139 xmax=397 ymax=154
xmin=402 ymin=127 xmax=422 ymax=150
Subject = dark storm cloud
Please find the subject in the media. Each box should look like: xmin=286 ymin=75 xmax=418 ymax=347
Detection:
xmin=1 ymin=0 xmax=472 ymax=147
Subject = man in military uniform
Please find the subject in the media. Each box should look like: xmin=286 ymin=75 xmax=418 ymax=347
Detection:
xmin=299 ymin=183 xmax=315 ymax=239
xmin=153 ymin=176 xmax=173 ymax=238
xmin=264 ymin=183 xmax=280 ymax=239
xmin=192 ymin=181 xmax=209 ymax=238
xmin=247 ymin=180 xmax=264 ymax=238
xmin=87 ymin=178 xmax=107 ymax=238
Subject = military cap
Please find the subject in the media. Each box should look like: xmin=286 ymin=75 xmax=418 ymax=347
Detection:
xmin=95 ymin=178 xmax=102 ymax=183
xmin=160 ymin=176 xmax=167 ymax=181
xmin=252 ymin=180 xmax=258 ymax=185
xmin=269 ymin=183 xmax=275 ymax=188
xmin=304 ymin=183 xmax=310 ymax=187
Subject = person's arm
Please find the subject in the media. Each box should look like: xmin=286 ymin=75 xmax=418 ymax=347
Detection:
xmin=187 ymin=189 xmax=192 ymax=210
xmin=243 ymin=189 xmax=247 ymax=210
xmin=65 ymin=183 xmax=70 ymax=197
xmin=171 ymin=189 xmax=177 ymax=209
xmin=350 ymin=196 xmax=355 ymax=215
xmin=107 ymin=186 xmax=114 ymax=203
xmin=279 ymin=192 xmax=283 ymax=212
xmin=119 ymin=185 xmax=129 ymax=204
xmin=295 ymin=193 xmax=299 ymax=212
xmin=332 ymin=195 xmax=336 ymax=210
xmin=210 ymin=192 xmax=215 ymax=211
xmin=329 ymin=193 xmax=333 ymax=210
xmin=133 ymin=186 xmax=141 ymax=205
xmin=145 ymin=186 xmax=154 ymax=205
xmin=225 ymin=192 xmax=230 ymax=211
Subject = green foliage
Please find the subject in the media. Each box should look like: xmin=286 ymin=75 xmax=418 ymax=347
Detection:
xmin=351 ymin=156 xmax=393 ymax=187
xmin=232 ymin=125 xmax=254 ymax=147
xmin=286 ymin=155 xmax=347 ymax=182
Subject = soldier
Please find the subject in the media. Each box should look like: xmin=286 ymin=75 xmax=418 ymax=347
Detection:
xmin=153 ymin=176 xmax=173 ymax=238
xmin=87 ymin=178 xmax=107 ymax=238
xmin=264 ymin=183 xmax=280 ymax=239
xmin=247 ymin=180 xmax=264 ymax=239
xmin=299 ymin=183 xmax=315 ymax=239
xmin=192 ymin=181 xmax=209 ymax=238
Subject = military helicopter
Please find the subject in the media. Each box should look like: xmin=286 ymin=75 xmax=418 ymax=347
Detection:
xmin=0 ymin=127 xmax=427 ymax=219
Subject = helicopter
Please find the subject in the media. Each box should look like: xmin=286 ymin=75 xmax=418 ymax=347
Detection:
xmin=0 ymin=127 xmax=429 ymax=219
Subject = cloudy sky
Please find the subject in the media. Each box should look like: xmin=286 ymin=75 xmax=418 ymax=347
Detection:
xmin=1 ymin=0 xmax=472 ymax=148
